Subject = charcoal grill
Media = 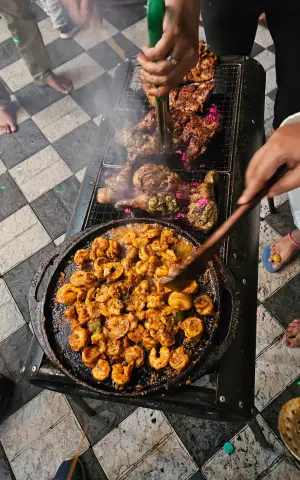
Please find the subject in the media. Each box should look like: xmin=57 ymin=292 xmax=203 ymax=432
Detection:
xmin=24 ymin=55 xmax=266 ymax=427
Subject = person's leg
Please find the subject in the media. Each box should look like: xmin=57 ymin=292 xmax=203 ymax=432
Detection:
xmin=266 ymin=1 xmax=300 ymax=129
xmin=39 ymin=0 xmax=67 ymax=28
xmin=0 ymin=0 xmax=72 ymax=93
xmin=201 ymin=0 xmax=260 ymax=56
xmin=0 ymin=79 xmax=16 ymax=133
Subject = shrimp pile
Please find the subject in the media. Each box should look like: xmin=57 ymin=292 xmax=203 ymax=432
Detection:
xmin=56 ymin=223 xmax=215 ymax=388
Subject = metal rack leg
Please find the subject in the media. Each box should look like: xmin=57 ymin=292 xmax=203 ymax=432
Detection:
xmin=70 ymin=397 xmax=98 ymax=417
xmin=268 ymin=198 xmax=276 ymax=214
xmin=248 ymin=417 xmax=269 ymax=449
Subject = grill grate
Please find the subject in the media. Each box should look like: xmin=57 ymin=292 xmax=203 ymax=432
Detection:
xmin=102 ymin=62 xmax=241 ymax=172
xmin=84 ymin=60 xmax=243 ymax=260
xmin=85 ymin=166 xmax=230 ymax=260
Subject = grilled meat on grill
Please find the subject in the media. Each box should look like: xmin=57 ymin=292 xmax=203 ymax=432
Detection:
xmin=134 ymin=109 xmax=157 ymax=132
xmin=122 ymin=128 xmax=160 ymax=156
xmin=116 ymin=193 xmax=180 ymax=214
xmin=97 ymin=154 xmax=137 ymax=204
xmin=169 ymin=82 xmax=215 ymax=114
xmin=132 ymin=164 xmax=182 ymax=194
xmin=184 ymin=41 xmax=217 ymax=83
xmin=179 ymin=114 xmax=221 ymax=162
xmin=187 ymin=170 xmax=218 ymax=232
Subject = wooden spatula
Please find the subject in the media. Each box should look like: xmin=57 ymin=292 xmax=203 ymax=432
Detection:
xmin=162 ymin=164 xmax=290 ymax=291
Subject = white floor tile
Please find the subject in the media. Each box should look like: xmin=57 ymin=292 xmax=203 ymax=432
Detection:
xmin=258 ymin=255 xmax=300 ymax=302
xmin=92 ymin=114 xmax=102 ymax=127
xmin=53 ymin=53 xmax=104 ymax=91
xmin=264 ymin=117 xmax=274 ymax=139
xmin=75 ymin=166 xmax=86 ymax=183
xmin=199 ymin=25 xmax=206 ymax=41
xmin=93 ymin=408 xmax=173 ymax=479
xmin=261 ymin=456 xmax=300 ymax=480
xmin=201 ymin=416 xmax=284 ymax=480
xmin=259 ymin=221 xmax=281 ymax=259
xmin=10 ymin=96 xmax=30 ymax=125
xmin=0 ymin=17 xmax=11 ymax=43
xmin=126 ymin=432 xmax=198 ymax=480
xmin=0 ymin=221 xmax=51 ymax=274
xmin=255 ymin=25 xmax=274 ymax=48
xmin=0 ymin=205 xmax=37 ymax=249
xmin=266 ymin=66 xmax=277 ymax=95
xmin=11 ymin=413 xmax=89 ymax=480
xmin=255 ymin=337 xmax=300 ymax=411
xmin=74 ymin=21 xmax=118 ymax=50
xmin=0 ymin=278 xmax=12 ymax=306
xmin=0 ymin=301 xmax=24 ymax=342
xmin=0 ymin=159 xmax=7 ymax=176
xmin=122 ymin=18 xmax=147 ymax=49
xmin=32 ymin=96 xmax=90 ymax=143
xmin=37 ymin=17 xmax=60 ymax=45
xmin=260 ymin=195 xmax=288 ymax=219
xmin=10 ymin=145 xmax=72 ymax=202
xmin=254 ymin=50 xmax=275 ymax=71
xmin=256 ymin=305 xmax=284 ymax=356
xmin=0 ymin=58 xmax=33 ymax=92
xmin=54 ymin=233 xmax=65 ymax=246
xmin=265 ymin=95 xmax=274 ymax=121
xmin=0 ymin=390 xmax=70 ymax=461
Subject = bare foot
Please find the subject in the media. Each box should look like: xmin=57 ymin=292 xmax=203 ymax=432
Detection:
xmin=286 ymin=319 xmax=300 ymax=347
xmin=46 ymin=74 xmax=73 ymax=94
xmin=0 ymin=108 xmax=16 ymax=134
xmin=268 ymin=230 xmax=300 ymax=270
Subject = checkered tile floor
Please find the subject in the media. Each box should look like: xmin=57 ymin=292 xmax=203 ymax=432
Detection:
xmin=0 ymin=3 xmax=300 ymax=480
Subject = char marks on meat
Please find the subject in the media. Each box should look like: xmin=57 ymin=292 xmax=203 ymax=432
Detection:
xmin=169 ymin=82 xmax=215 ymax=114
xmin=184 ymin=41 xmax=217 ymax=83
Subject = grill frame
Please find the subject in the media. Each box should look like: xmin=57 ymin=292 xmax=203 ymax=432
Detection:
xmin=27 ymin=55 xmax=265 ymax=421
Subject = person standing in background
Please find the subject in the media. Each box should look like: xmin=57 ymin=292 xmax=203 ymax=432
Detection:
xmin=35 ymin=0 xmax=80 ymax=39
xmin=0 ymin=0 xmax=73 ymax=134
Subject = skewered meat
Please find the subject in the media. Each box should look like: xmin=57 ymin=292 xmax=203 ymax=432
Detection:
xmin=134 ymin=109 xmax=156 ymax=132
xmin=116 ymin=193 xmax=180 ymax=214
xmin=133 ymin=164 xmax=182 ymax=193
xmin=184 ymin=41 xmax=217 ymax=83
xmin=169 ymin=82 xmax=215 ymax=114
xmin=187 ymin=170 xmax=218 ymax=231
xmin=179 ymin=113 xmax=221 ymax=162
xmin=122 ymin=128 xmax=160 ymax=156
xmin=97 ymin=155 xmax=137 ymax=204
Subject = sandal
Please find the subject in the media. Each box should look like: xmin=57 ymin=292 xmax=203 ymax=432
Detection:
xmin=261 ymin=231 xmax=300 ymax=273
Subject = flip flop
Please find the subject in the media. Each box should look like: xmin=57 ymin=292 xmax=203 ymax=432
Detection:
xmin=262 ymin=231 xmax=300 ymax=273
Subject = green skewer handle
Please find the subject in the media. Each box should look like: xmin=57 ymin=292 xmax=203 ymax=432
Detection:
xmin=147 ymin=0 xmax=167 ymax=103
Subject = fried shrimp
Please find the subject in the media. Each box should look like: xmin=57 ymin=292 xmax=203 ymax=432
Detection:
xmin=194 ymin=295 xmax=214 ymax=316
xmin=128 ymin=324 xmax=145 ymax=342
xmin=106 ymin=315 xmax=130 ymax=339
xmin=91 ymin=333 xmax=107 ymax=353
xmin=181 ymin=317 xmax=204 ymax=340
xmin=59 ymin=224 xmax=214 ymax=384
xmin=169 ymin=346 xmax=190 ymax=371
xmin=82 ymin=346 xmax=101 ymax=368
xmin=56 ymin=284 xmax=82 ymax=306
xmin=92 ymin=359 xmax=111 ymax=381
xmin=68 ymin=327 xmax=89 ymax=351
xmin=124 ymin=345 xmax=145 ymax=367
xmin=70 ymin=271 xmax=98 ymax=289
xmin=74 ymin=249 xmax=90 ymax=265
xmin=142 ymin=331 xmax=158 ymax=350
xmin=156 ymin=329 xmax=175 ymax=347
xmin=111 ymin=361 xmax=134 ymax=386
xmin=149 ymin=347 xmax=170 ymax=370
xmin=168 ymin=292 xmax=193 ymax=311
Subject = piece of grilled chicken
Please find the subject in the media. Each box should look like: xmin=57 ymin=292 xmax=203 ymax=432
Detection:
xmin=133 ymin=164 xmax=183 ymax=194
xmin=116 ymin=193 xmax=180 ymax=214
xmin=183 ymin=41 xmax=217 ymax=83
xmin=187 ymin=170 xmax=219 ymax=232
xmin=97 ymin=154 xmax=137 ymax=204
